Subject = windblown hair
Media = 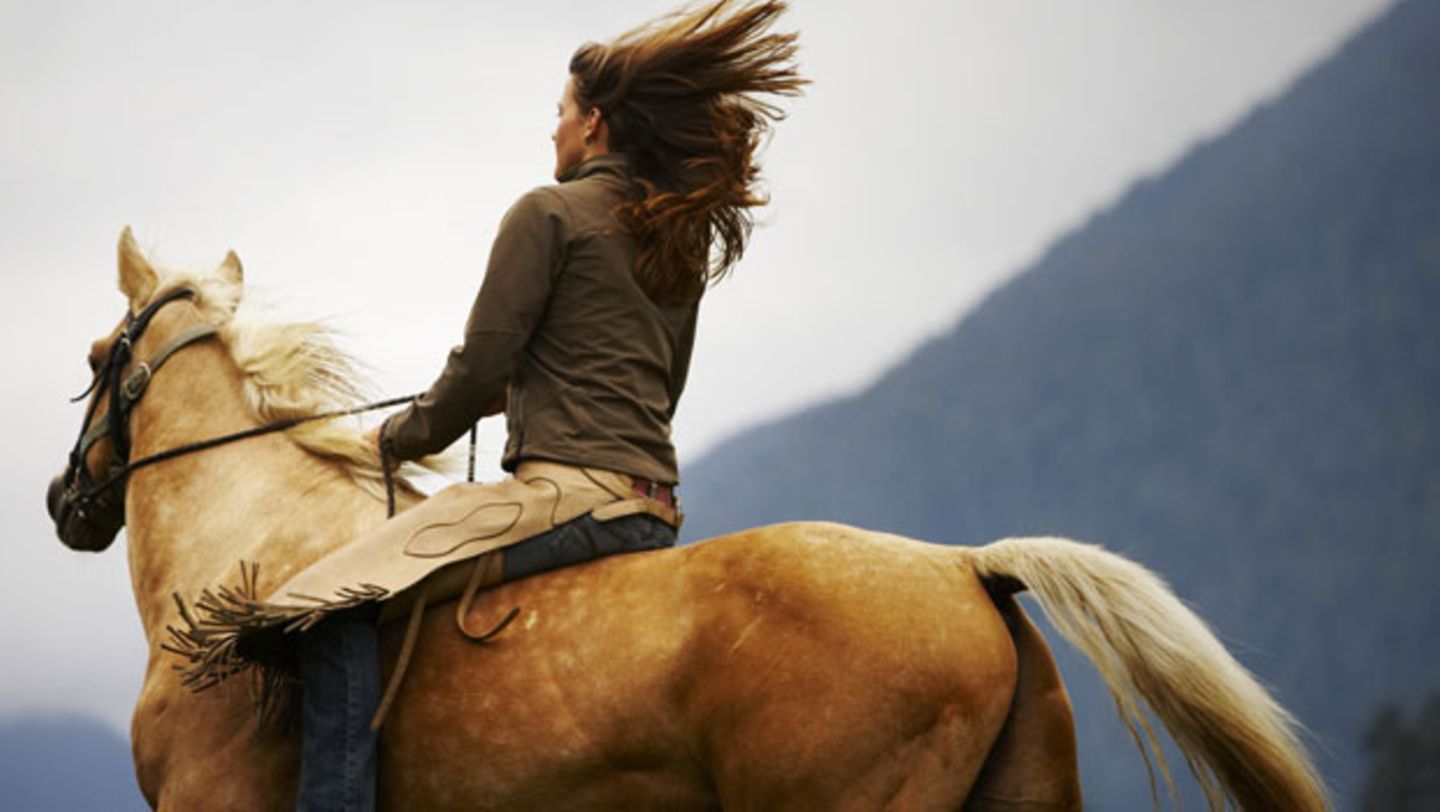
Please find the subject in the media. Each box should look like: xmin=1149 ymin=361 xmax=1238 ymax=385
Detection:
xmin=570 ymin=0 xmax=806 ymax=304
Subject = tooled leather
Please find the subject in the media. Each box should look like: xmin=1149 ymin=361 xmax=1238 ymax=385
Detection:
xmin=404 ymin=502 xmax=525 ymax=558
xmin=264 ymin=461 xmax=676 ymax=613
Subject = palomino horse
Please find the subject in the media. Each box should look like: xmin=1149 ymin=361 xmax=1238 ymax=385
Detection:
xmin=48 ymin=229 xmax=1327 ymax=810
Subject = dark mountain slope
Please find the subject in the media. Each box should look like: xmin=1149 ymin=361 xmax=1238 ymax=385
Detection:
xmin=0 ymin=714 xmax=148 ymax=810
xmin=681 ymin=1 xmax=1440 ymax=806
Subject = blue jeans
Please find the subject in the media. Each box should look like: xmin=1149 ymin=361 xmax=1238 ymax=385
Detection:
xmin=297 ymin=606 xmax=380 ymax=812
xmin=295 ymin=513 xmax=676 ymax=811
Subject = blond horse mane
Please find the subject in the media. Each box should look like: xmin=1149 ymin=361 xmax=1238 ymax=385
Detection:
xmin=140 ymin=264 xmax=443 ymax=496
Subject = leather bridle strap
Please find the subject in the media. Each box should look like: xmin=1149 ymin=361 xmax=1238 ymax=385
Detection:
xmin=69 ymin=287 xmax=424 ymax=502
xmin=121 ymin=322 xmax=221 ymax=401
xmin=66 ymin=286 xmax=201 ymax=496
xmin=75 ymin=323 xmax=220 ymax=456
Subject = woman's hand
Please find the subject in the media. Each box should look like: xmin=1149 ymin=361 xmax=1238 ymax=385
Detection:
xmin=481 ymin=392 xmax=507 ymax=418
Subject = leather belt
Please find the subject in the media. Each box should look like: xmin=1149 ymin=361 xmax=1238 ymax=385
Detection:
xmin=631 ymin=477 xmax=677 ymax=508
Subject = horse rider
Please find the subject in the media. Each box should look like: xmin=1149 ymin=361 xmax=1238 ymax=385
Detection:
xmin=293 ymin=3 xmax=805 ymax=808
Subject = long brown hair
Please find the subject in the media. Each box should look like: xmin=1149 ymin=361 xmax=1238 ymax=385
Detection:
xmin=569 ymin=0 xmax=806 ymax=304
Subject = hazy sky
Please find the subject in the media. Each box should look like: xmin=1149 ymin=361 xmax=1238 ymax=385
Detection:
xmin=1 ymin=0 xmax=1393 ymax=733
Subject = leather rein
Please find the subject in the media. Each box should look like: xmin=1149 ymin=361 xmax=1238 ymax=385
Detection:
xmin=62 ymin=287 xmax=419 ymax=525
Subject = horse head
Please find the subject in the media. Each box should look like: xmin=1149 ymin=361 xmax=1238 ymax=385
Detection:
xmin=48 ymin=226 xmax=243 ymax=552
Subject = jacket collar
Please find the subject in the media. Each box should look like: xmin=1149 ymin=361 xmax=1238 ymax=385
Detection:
xmin=557 ymin=152 xmax=632 ymax=184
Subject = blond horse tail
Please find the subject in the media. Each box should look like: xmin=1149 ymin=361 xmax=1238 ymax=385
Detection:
xmin=969 ymin=537 xmax=1328 ymax=811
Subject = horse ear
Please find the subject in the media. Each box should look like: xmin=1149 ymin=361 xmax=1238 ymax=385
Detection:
xmin=117 ymin=226 xmax=158 ymax=305
xmin=219 ymin=249 xmax=244 ymax=287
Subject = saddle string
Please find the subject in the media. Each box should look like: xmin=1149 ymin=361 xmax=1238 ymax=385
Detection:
xmin=371 ymin=584 xmax=427 ymax=732
xmin=453 ymin=421 xmax=522 ymax=649
xmin=369 ymin=418 xmax=505 ymax=732
xmin=455 ymin=558 xmax=521 ymax=643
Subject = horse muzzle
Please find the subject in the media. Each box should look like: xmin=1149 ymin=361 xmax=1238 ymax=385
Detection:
xmin=47 ymin=469 xmax=123 ymax=552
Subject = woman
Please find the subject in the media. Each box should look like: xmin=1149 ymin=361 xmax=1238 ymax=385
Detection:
xmin=297 ymin=2 xmax=805 ymax=809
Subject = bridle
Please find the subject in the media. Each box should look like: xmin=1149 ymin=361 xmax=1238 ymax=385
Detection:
xmin=60 ymin=287 xmax=214 ymax=532
xmin=58 ymin=287 xmax=417 ymax=536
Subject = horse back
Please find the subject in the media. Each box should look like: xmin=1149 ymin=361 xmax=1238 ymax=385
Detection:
xmin=377 ymin=521 xmax=1021 ymax=808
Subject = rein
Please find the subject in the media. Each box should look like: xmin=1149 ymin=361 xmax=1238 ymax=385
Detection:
xmin=82 ymin=394 xmax=420 ymax=501
xmin=85 ymin=393 xmax=422 ymax=501
xmin=62 ymin=287 xmax=465 ymax=523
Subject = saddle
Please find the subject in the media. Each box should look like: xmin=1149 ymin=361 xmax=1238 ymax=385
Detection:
xmin=164 ymin=461 xmax=680 ymax=722
xmin=273 ymin=461 xmax=678 ymax=613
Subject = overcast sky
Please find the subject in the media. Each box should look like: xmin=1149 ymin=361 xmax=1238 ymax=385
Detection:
xmin=1 ymin=0 xmax=1394 ymax=733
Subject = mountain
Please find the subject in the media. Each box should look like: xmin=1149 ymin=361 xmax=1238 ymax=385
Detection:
xmin=0 ymin=714 xmax=148 ymax=810
xmin=680 ymin=0 xmax=1440 ymax=807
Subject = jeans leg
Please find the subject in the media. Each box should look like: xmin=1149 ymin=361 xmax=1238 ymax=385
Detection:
xmin=290 ymin=516 xmax=670 ymax=809
xmin=502 ymin=514 xmax=676 ymax=582
xmin=297 ymin=611 xmax=379 ymax=812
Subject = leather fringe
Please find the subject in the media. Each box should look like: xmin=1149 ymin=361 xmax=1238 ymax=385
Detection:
xmin=163 ymin=560 xmax=389 ymax=727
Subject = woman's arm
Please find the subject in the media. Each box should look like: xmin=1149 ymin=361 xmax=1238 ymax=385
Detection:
xmin=382 ymin=188 xmax=567 ymax=461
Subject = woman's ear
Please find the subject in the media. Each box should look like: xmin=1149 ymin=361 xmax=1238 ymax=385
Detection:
xmin=585 ymin=107 xmax=607 ymax=146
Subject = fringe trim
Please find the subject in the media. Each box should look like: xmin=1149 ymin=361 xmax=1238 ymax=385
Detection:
xmin=162 ymin=561 xmax=390 ymax=726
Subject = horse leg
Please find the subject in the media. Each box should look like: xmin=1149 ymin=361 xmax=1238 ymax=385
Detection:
xmin=832 ymin=696 xmax=1018 ymax=811
xmin=711 ymin=679 xmax=1015 ymax=812
xmin=700 ymin=553 xmax=1018 ymax=810
xmin=964 ymin=595 xmax=1082 ymax=812
xmin=822 ymin=595 xmax=1079 ymax=811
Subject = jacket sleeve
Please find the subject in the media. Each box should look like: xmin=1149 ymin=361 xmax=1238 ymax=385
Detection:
xmin=384 ymin=188 xmax=568 ymax=460
xmin=666 ymin=305 xmax=699 ymax=420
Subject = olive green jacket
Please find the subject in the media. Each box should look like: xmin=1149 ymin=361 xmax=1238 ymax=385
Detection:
xmin=383 ymin=153 xmax=697 ymax=484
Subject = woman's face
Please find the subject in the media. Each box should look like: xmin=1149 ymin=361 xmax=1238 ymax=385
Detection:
xmin=553 ymin=76 xmax=588 ymax=180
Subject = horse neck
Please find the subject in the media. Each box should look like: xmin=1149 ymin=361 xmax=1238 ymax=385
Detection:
xmin=122 ymin=307 xmax=389 ymax=641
